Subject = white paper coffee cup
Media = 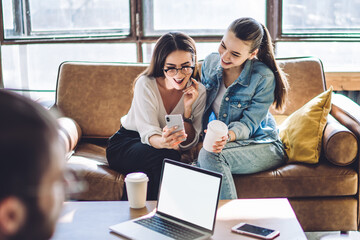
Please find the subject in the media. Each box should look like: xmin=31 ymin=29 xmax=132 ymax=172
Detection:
xmin=125 ymin=172 xmax=149 ymax=209
xmin=203 ymin=120 xmax=228 ymax=152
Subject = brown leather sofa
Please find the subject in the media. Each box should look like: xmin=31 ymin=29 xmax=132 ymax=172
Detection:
xmin=54 ymin=57 xmax=360 ymax=232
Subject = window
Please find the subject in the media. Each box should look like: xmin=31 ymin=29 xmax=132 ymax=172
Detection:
xmin=142 ymin=0 xmax=266 ymax=62
xmin=1 ymin=43 xmax=137 ymax=103
xmin=1 ymin=0 xmax=359 ymax=105
xmin=3 ymin=0 xmax=130 ymax=39
xmin=1 ymin=0 xmax=267 ymax=105
xmin=275 ymin=41 xmax=360 ymax=72
xmin=1 ymin=0 xmax=133 ymax=105
xmin=276 ymin=0 xmax=360 ymax=72
xmin=282 ymin=0 xmax=360 ymax=36
xmin=143 ymin=0 xmax=266 ymax=36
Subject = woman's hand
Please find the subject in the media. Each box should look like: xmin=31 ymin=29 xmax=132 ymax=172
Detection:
xmin=204 ymin=129 xmax=232 ymax=153
xmin=161 ymin=125 xmax=187 ymax=150
xmin=212 ymin=136 xmax=228 ymax=153
xmin=183 ymin=78 xmax=199 ymax=112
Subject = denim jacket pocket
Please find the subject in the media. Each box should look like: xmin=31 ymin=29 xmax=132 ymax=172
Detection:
xmin=229 ymin=100 xmax=250 ymax=120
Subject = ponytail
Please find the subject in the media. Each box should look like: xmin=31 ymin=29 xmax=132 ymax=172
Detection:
xmin=229 ymin=18 xmax=289 ymax=110
xmin=257 ymin=24 xmax=289 ymax=110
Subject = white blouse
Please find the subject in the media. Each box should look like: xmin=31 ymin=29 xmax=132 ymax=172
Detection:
xmin=121 ymin=75 xmax=206 ymax=151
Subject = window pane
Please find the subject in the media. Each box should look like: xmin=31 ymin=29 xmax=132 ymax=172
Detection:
xmin=142 ymin=42 xmax=220 ymax=63
xmin=2 ymin=0 xmax=14 ymax=30
xmin=143 ymin=0 xmax=266 ymax=36
xmin=1 ymin=43 xmax=137 ymax=103
xmin=282 ymin=0 xmax=360 ymax=35
xmin=275 ymin=42 xmax=360 ymax=72
xmin=196 ymin=43 xmax=221 ymax=61
xmin=3 ymin=0 xmax=130 ymax=39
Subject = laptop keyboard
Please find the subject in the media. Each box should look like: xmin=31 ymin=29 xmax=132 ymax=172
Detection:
xmin=135 ymin=215 xmax=204 ymax=240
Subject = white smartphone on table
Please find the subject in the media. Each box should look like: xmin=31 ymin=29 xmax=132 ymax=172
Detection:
xmin=231 ymin=222 xmax=280 ymax=239
xmin=165 ymin=114 xmax=185 ymax=133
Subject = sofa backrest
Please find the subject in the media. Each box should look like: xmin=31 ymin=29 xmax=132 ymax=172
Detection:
xmin=271 ymin=57 xmax=326 ymax=116
xmin=55 ymin=57 xmax=326 ymax=138
xmin=56 ymin=62 xmax=147 ymax=138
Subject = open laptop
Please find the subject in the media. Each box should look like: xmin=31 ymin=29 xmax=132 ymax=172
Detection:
xmin=109 ymin=158 xmax=222 ymax=240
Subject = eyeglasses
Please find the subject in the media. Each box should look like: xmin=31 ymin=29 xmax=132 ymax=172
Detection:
xmin=163 ymin=66 xmax=194 ymax=77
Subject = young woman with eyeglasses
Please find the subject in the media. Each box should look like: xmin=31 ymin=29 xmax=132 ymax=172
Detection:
xmin=197 ymin=18 xmax=289 ymax=200
xmin=106 ymin=32 xmax=206 ymax=200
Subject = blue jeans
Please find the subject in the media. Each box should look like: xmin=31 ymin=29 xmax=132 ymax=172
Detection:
xmin=197 ymin=140 xmax=285 ymax=199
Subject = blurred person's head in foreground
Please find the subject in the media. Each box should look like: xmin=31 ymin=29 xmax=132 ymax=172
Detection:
xmin=0 ymin=90 xmax=66 ymax=240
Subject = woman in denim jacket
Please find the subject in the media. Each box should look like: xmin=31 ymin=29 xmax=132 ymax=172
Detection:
xmin=197 ymin=18 xmax=289 ymax=199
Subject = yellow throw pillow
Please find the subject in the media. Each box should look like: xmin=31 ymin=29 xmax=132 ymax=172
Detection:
xmin=279 ymin=87 xmax=333 ymax=164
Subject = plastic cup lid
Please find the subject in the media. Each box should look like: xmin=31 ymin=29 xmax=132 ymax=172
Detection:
xmin=207 ymin=120 xmax=228 ymax=134
xmin=125 ymin=172 xmax=149 ymax=182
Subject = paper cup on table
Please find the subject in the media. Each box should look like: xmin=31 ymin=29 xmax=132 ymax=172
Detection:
xmin=125 ymin=172 xmax=149 ymax=209
xmin=203 ymin=120 xmax=228 ymax=152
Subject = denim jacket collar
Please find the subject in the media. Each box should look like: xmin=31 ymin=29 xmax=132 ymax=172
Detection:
xmin=237 ymin=59 xmax=253 ymax=87
xmin=215 ymin=59 xmax=253 ymax=87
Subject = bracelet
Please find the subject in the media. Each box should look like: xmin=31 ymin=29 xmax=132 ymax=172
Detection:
xmin=183 ymin=114 xmax=194 ymax=123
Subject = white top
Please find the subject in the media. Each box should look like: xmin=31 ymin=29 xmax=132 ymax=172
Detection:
xmin=211 ymin=80 xmax=227 ymax=118
xmin=121 ymin=75 xmax=206 ymax=151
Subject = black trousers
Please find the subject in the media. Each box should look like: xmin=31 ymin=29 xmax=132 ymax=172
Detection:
xmin=106 ymin=127 xmax=181 ymax=200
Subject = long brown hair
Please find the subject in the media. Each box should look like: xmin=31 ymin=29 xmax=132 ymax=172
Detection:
xmin=134 ymin=32 xmax=199 ymax=88
xmin=228 ymin=18 xmax=289 ymax=110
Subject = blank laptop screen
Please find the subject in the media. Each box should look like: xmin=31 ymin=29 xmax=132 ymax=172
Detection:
xmin=157 ymin=161 xmax=221 ymax=231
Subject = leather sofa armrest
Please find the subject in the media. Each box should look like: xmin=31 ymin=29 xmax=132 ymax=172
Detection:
xmin=330 ymin=93 xmax=360 ymax=139
xmin=323 ymin=114 xmax=358 ymax=166
xmin=329 ymin=93 xmax=360 ymax=164
xmin=57 ymin=117 xmax=82 ymax=159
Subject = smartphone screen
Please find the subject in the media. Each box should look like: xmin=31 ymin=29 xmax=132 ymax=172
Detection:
xmin=237 ymin=224 xmax=275 ymax=236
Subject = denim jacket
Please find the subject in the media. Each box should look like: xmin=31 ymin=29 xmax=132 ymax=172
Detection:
xmin=201 ymin=52 xmax=279 ymax=145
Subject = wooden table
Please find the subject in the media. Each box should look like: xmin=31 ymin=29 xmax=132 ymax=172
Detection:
xmin=51 ymin=198 xmax=306 ymax=240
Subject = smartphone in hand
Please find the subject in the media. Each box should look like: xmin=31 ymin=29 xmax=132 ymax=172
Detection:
xmin=185 ymin=79 xmax=193 ymax=88
xmin=231 ymin=223 xmax=280 ymax=239
xmin=165 ymin=114 xmax=185 ymax=133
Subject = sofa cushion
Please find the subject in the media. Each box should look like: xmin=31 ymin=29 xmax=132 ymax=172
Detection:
xmin=67 ymin=142 xmax=124 ymax=200
xmin=279 ymin=87 xmax=332 ymax=164
xmin=234 ymin=160 xmax=358 ymax=198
